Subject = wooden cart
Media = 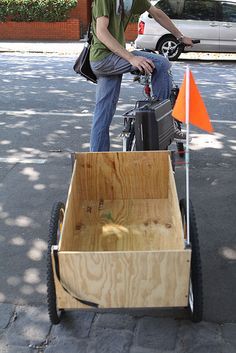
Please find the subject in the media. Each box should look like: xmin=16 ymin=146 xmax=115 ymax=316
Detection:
xmin=47 ymin=151 xmax=203 ymax=324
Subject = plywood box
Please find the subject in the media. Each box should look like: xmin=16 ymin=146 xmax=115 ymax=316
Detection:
xmin=53 ymin=151 xmax=191 ymax=309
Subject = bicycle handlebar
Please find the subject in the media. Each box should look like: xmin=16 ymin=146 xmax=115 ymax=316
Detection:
xmin=168 ymin=39 xmax=201 ymax=56
xmin=192 ymin=39 xmax=201 ymax=44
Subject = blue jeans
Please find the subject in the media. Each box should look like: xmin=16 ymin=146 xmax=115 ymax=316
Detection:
xmin=90 ymin=50 xmax=172 ymax=151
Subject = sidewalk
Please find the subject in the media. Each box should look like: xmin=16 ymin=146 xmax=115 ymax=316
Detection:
xmin=0 ymin=40 xmax=84 ymax=55
xmin=0 ymin=40 xmax=236 ymax=60
xmin=1 ymin=303 xmax=236 ymax=353
xmin=0 ymin=40 xmax=236 ymax=353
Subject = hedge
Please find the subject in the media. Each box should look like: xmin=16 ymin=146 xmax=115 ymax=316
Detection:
xmin=0 ymin=0 xmax=78 ymax=22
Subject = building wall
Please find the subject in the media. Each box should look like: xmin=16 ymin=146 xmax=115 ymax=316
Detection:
xmin=70 ymin=0 xmax=91 ymax=34
xmin=0 ymin=19 xmax=80 ymax=40
xmin=0 ymin=0 xmax=137 ymax=41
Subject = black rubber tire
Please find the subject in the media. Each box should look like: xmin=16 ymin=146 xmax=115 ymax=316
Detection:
xmin=47 ymin=201 xmax=65 ymax=325
xmin=157 ymin=35 xmax=182 ymax=61
xmin=175 ymin=120 xmax=185 ymax=158
xmin=179 ymin=198 xmax=203 ymax=322
xmin=177 ymin=141 xmax=185 ymax=158
xmin=126 ymin=123 xmax=136 ymax=151
xmin=170 ymin=86 xmax=179 ymax=108
xmin=170 ymin=150 xmax=176 ymax=172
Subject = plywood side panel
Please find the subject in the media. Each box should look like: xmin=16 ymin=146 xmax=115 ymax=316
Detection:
xmin=52 ymin=251 xmax=91 ymax=310
xmin=75 ymin=152 xmax=169 ymax=201
xmin=68 ymin=199 xmax=182 ymax=252
xmin=167 ymin=158 xmax=184 ymax=248
xmin=59 ymin=161 xmax=79 ymax=251
xmin=59 ymin=250 xmax=191 ymax=308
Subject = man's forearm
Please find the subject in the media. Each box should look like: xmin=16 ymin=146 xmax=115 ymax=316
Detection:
xmin=95 ymin=16 xmax=155 ymax=74
xmin=97 ymin=27 xmax=134 ymax=62
xmin=149 ymin=7 xmax=182 ymax=39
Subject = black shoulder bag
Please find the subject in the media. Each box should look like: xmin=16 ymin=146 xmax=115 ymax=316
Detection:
xmin=73 ymin=10 xmax=97 ymax=84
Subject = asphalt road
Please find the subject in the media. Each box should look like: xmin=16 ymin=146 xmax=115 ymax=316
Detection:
xmin=0 ymin=54 xmax=235 ymax=323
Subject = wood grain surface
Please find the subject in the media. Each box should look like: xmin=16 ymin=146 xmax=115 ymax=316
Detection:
xmin=54 ymin=152 xmax=189 ymax=309
xmin=58 ymin=250 xmax=191 ymax=308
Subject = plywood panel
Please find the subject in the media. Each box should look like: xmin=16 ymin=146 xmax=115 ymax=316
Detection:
xmin=59 ymin=161 xmax=82 ymax=251
xmin=58 ymin=250 xmax=191 ymax=308
xmin=75 ymin=151 xmax=169 ymax=201
xmin=64 ymin=199 xmax=183 ymax=252
xmin=167 ymin=158 xmax=184 ymax=247
xmin=52 ymin=251 xmax=91 ymax=310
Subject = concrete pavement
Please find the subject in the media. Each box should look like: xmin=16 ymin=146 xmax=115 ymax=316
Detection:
xmin=0 ymin=40 xmax=236 ymax=59
xmin=1 ymin=303 xmax=236 ymax=353
xmin=0 ymin=41 xmax=236 ymax=353
xmin=0 ymin=40 xmax=84 ymax=55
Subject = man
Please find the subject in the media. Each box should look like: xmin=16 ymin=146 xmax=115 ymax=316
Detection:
xmin=90 ymin=0 xmax=193 ymax=152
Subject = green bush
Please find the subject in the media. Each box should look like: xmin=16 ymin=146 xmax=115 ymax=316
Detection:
xmin=0 ymin=1 xmax=7 ymax=21
xmin=0 ymin=0 xmax=77 ymax=22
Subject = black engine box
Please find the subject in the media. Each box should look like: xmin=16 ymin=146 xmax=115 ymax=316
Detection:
xmin=134 ymin=99 xmax=174 ymax=151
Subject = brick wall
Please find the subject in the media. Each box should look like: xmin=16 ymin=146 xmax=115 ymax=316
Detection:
xmin=70 ymin=0 xmax=91 ymax=34
xmin=0 ymin=1 xmax=138 ymax=41
xmin=75 ymin=1 xmax=138 ymax=41
xmin=0 ymin=0 xmax=83 ymax=41
xmin=0 ymin=19 xmax=80 ymax=40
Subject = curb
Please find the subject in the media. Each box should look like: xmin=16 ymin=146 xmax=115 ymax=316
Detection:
xmin=0 ymin=41 xmax=85 ymax=55
xmin=0 ymin=41 xmax=236 ymax=60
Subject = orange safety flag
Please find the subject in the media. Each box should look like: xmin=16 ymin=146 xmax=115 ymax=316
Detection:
xmin=172 ymin=70 xmax=214 ymax=133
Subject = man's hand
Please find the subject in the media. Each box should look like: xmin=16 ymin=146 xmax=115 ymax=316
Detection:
xmin=96 ymin=16 xmax=155 ymax=69
xmin=129 ymin=55 xmax=155 ymax=74
xmin=180 ymin=36 xmax=193 ymax=47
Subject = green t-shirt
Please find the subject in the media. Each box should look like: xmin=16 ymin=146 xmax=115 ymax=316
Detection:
xmin=90 ymin=0 xmax=151 ymax=61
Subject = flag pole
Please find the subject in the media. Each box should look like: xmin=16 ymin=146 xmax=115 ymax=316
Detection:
xmin=185 ymin=65 xmax=190 ymax=245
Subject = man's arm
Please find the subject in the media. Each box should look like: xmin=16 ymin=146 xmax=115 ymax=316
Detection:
xmin=148 ymin=6 xmax=193 ymax=46
xmin=96 ymin=16 xmax=155 ymax=74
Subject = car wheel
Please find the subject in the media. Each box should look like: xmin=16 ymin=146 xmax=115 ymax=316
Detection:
xmin=157 ymin=36 xmax=182 ymax=60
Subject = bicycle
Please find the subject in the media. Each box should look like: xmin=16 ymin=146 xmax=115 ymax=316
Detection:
xmin=121 ymin=40 xmax=200 ymax=156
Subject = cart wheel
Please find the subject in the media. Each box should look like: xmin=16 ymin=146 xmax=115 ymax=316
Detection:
xmin=177 ymin=142 xmax=185 ymax=158
xmin=170 ymin=150 xmax=175 ymax=172
xmin=126 ymin=123 xmax=136 ymax=151
xmin=175 ymin=120 xmax=185 ymax=158
xmin=179 ymin=198 xmax=203 ymax=322
xmin=47 ymin=201 xmax=65 ymax=325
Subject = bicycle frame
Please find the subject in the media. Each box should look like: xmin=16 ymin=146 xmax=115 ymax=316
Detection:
xmin=121 ymin=47 xmax=177 ymax=152
xmin=121 ymin=41 xmax=199 ymax=152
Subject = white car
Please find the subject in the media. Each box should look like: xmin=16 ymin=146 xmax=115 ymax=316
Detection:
xmin=135 ymin=0 xmax=236 ymax=60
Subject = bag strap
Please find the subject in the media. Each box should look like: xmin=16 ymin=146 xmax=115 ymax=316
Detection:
xmin=86 ymin=1 xmax=93 ymax=41
xmin=88 ymin=0 xmax=125 ymax=39
xmin=53 ymin=247 xmax=98 ymax=308
xmin=120 ymin=0 xmax=125 ymax=21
